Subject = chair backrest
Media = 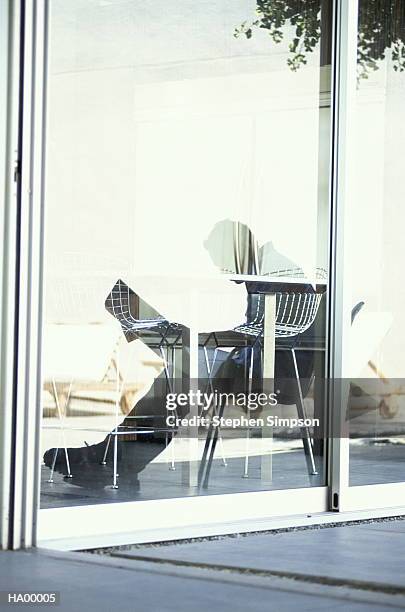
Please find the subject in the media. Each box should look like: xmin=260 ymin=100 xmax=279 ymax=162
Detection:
xmin=248 ymin=267 xmax=326 ymax=337
xmin=105 ymin=279 xmax=137 ymax=331
xmin=267 ymin=266 xmax=328 ymax=281
xmin=275 ymin=291 xmax=323 ymax=337
xmin=105 ymin=279 xmax=165 ymax=330
xmin=45 ymin=251 xmax=127 ymax=325
xmin=248 ymin=290 xmax=323 ymax=338
xmin=46 ymin=276 xmax=117 ymax=324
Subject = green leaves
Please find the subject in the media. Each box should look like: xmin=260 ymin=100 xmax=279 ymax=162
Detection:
xmin=234 ymin=1 xmax=320 ymax=73
xmin=235 ymin=1 xmax=405 ymax=83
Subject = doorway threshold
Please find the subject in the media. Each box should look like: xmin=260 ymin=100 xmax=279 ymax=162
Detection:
xmin=38 ymin=505 xmax=405 ymax=552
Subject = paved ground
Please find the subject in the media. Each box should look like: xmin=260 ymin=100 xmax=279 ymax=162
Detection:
xmin=2 ymin=518 xmax=405 ymax=611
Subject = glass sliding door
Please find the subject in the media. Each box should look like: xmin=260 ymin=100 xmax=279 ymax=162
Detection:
xmin=39 ymin=0 xmax=334 ymax=542
xmin=347 ymin=0 xmax=405 ymax=489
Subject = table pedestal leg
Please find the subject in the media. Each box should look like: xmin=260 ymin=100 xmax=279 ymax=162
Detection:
xmin=260 ymin=293 xmax=276 ymax=484
xmin=181 ymin=327 xmax=200 ymax=487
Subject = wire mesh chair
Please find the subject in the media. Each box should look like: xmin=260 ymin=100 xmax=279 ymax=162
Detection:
xmin=233 ymin=291 xmax=323 ymax=340
xmin=104 ymin=279 xmax=184 ymax=484
xmin=200 ymin=269 xmax=326 ymax=485
xmin=105 ymin=279 xmax=183 ymax=392
xmin=43 ymin=253 xmax=127 ymax=484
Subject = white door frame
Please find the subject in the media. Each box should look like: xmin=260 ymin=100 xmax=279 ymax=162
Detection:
xmin=328 ymin=0 xmax=405 ymax=512
xmin=0 ymin=0 xmax=20 ymax=551
xmin=0 ymin=0 xmax=48 ymax=549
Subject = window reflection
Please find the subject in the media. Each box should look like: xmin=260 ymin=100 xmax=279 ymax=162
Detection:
xmin=41 ymin=0 xmax=331 ymax=509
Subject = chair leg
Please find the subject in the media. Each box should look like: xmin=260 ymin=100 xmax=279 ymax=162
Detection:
xmin=198 ymin=423 xmax=213 ymax=486
xmin=111 ymin=345 xmax=124 ymax=489
xmin=201 ymin=398 xmax=226 ymax=489
xmin=168 ymin=428 xmax=176 ymax=471
xmin=159 ymin=343 xmax=178 ymax=471
xmin=159 ymin=345 xmax=173 ymax=394
xmin=291 ymin=349 xmax=318 ymax=476
xmin=203 ymin=345 xmax=227 ymax=467
xmin=171 ymin=344 xmax=176 ymax=387
xmin=51 ymin=380 xmax=73 ymax=479
xmin=47 ymin=447 xmax=59 ymax=483
xmin=170 ymin=346 xmax=177 ymax=472
xmin=243 ymin=346 xmax=255 ymax=478
xmin=100 ymin=434 xmax=111 ymax=465
xmin=164 ymin=407 xmax=177 ymax=471
xmin=112 ymin=430 xmax=119 ymax=489
xmin=198 ymin=347 xmax=227 ymax=487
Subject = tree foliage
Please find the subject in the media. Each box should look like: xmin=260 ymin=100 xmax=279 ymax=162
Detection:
xmin=234 ymin=1 xmax=405 ymax=80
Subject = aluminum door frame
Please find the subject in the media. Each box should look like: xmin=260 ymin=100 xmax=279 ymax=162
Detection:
xmin=0 ymin=0 xmax=48 ymax=549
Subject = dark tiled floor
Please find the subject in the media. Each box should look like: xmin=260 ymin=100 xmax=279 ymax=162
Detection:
xmin=40 ymin=445 xmax=322 ymax=509
xmin=40 ymin=439 xmax=405 ymax=509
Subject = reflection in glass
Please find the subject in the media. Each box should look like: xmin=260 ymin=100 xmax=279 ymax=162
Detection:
xmin=348 ymin=0 xmax=405 ymax=485
xmin=40 ymin=0 xmax=331 ymax=510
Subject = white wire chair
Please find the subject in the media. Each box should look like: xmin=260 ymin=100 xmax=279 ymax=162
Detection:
xmin=43 ymin=253 xmax=127 ymax=483
xmin=234 ymin=291 xmax=323 ymax=339
xmin=105 ymin=279 xmax=183 ymax=391
xmin=200 ymin=269 xmax=327 ymax=485
xmin=104 ymin=279 xmax=185 ymax=485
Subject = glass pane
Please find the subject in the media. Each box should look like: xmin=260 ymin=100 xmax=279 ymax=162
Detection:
xmin=348 ymin=0 xmax=405 ymax=485
xmin=40 ymin=0 xmax=332 ymax=511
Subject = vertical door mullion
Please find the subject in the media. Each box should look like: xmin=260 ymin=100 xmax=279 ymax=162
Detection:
xmin=328 ymin=0 xmax=359 ymax=511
